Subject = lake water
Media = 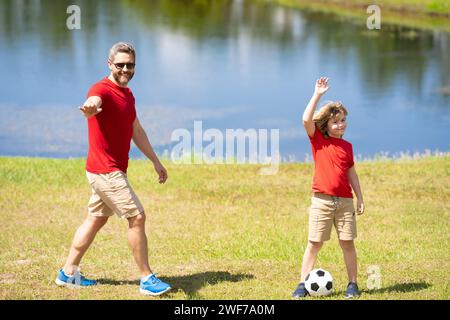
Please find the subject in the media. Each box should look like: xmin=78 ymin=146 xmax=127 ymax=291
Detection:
xmin=1 ymin=0 xmax=449 ymax=161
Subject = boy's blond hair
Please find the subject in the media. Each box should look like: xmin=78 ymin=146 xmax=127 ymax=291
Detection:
xmin=313 ymin=101 xmax=348 ymax=137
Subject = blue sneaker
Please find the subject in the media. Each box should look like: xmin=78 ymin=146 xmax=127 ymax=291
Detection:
xmin=345 ymin=282 xmax=360 ymax=299
xmin=292 ymin=281 xmax=309 ymax=299
xmin=140 ymin=273 xmax=171 ymax=296
xmin=55 ymin=268 xmax=97 ymax=287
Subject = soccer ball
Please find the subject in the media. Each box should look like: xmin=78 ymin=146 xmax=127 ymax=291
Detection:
xmin=304 ymin=268 xmax=334 ymax=296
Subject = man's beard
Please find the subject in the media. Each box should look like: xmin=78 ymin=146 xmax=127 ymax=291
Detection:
xmin=113 ymin=71 xmax=134 ymax=85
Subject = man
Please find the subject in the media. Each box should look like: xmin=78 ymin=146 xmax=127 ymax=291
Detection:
xmin=55 ymin=42 xmax=171 ymax=296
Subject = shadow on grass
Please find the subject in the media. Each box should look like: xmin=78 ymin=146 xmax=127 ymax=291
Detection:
xmin=97 ymin=279 xmax=140 ymax=286
xmin=97 ymin=271 xmax=254 ymax=299
xmin=314 ymin=282 xmax=433 ymax=299
xmin=164 ymin=271 xmax=255 ymax=299
xmin=363 ymin=282 xmax=432 ymax=295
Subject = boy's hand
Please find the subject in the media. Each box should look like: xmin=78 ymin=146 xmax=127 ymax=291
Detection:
xmin=356 ymin=199 xmax=365 ymax=215
xmin=314 ymin=77 xmax=329 ymax=96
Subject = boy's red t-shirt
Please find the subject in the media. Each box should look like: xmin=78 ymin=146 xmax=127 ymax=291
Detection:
xmin=85 ymin=77 xmax=136 ymax=174
xmin=309 ymin=125 xmax=354 ymax=198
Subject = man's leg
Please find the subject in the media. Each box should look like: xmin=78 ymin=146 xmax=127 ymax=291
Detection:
xmin=127 ymin=212 xmax=172 ymax=295
xmin=63 ymin=215 xmax=109 ymax=275
xmin=127 ymin=213 xmax=152 ymax=277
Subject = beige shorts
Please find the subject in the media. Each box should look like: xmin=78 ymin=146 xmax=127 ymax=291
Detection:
xmin=86 ymin=171 xmax=144 ymax=219
xmin=308 ymin=193 xmax=357 ymax=242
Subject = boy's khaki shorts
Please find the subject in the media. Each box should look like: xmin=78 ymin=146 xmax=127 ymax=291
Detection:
xmin=308 ymin=193 xmax=357 ymax=242
xmin=86 ymin=171 xmax=144 ymax=219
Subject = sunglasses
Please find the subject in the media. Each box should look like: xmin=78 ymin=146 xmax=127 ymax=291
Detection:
xmin=111 ymin=62 xmax=136 ymax=70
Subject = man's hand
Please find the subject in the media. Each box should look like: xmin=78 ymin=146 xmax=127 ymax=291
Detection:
xmin=356 ymin=199 xmax=365 ymax=215
xmin=314 ymin=77 xmax=329 ymax=96
xmin=79 ymin=97 xmax=102 ymax=118
xmin=154 ymin=161 xmax=168 ymax=184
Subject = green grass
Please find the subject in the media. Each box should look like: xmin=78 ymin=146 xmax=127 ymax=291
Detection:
xmin=280 ymin=0 xmax=450 ymax=15
xmin=274 ymin=0 xmax=450 ymax=33
xmin=0 ymin=156 xmax=449 ymax=299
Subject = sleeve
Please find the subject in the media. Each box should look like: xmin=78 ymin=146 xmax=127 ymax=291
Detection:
xmin=308 ymin=124 xmax=324 ymax=145
xmin=87 ymin=82 xmax=108 ymax=101
xmin=131 ymin=93 xmax=137 ymax=122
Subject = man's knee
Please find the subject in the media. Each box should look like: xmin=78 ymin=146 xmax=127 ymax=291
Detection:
xmin=128 ymin=212 xmax=146 ymax=228
xmin=339 ymin=239 xmax=354 ymax=251
xmin=86 ymin=215 xmax=109 ymax=228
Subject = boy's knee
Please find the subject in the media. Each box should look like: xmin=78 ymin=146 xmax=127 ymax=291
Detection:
xmin=308 ymin=240 xmax=323 ymax=250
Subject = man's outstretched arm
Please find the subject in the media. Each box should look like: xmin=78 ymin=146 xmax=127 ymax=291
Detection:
xmin=79 ymin=96 xmax=102 ymax=118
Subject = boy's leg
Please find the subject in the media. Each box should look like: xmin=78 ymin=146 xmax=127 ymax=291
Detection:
xmin=302 ymin=193 xmax=334 ymax=280
xmin=300 ymin=240 xmax=323 ymax=281
xmin=63 ymin=215 xmax=109 ymax=274
xmin=339 ymin=239 xmax=357 ymax=283
xmin=293 ymin=240 xmax=323 ymax=298
xmin=127 ymin=213 xmax=152 ymax=277
xmin=335 ymin=198 xmax=358 ymax=283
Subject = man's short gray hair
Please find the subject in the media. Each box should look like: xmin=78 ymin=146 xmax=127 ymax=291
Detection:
xmin=108 ymin=42 xmax=136 ymax=61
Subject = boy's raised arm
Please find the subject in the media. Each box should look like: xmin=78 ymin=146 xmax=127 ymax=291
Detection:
xmin=303 ymin=77 xmax=329 ymax=137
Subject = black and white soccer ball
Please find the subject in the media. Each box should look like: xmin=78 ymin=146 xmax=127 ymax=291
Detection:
xmin=304 ymin=268 xmax=334 ymax=296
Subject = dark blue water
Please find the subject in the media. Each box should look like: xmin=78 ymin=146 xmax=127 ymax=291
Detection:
xmin=1 ymin=0 xmax=449 ymax=161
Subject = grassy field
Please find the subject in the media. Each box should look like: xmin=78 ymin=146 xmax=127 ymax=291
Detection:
xmin=274 ymin=0 xmax=450 ymax=32
xmin=0 ymin=156 xmax=449 ymax=300
xmin=280 ymin=0 xmax=450 ymax=15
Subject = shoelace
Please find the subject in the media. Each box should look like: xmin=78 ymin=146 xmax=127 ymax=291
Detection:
xmin=66 ymin=271 xmax=88 ymax=285
xmin=149 ymin=274 xmax=161 ymax=285
xmin=72 ymin=269 xmax=87 ymax=279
